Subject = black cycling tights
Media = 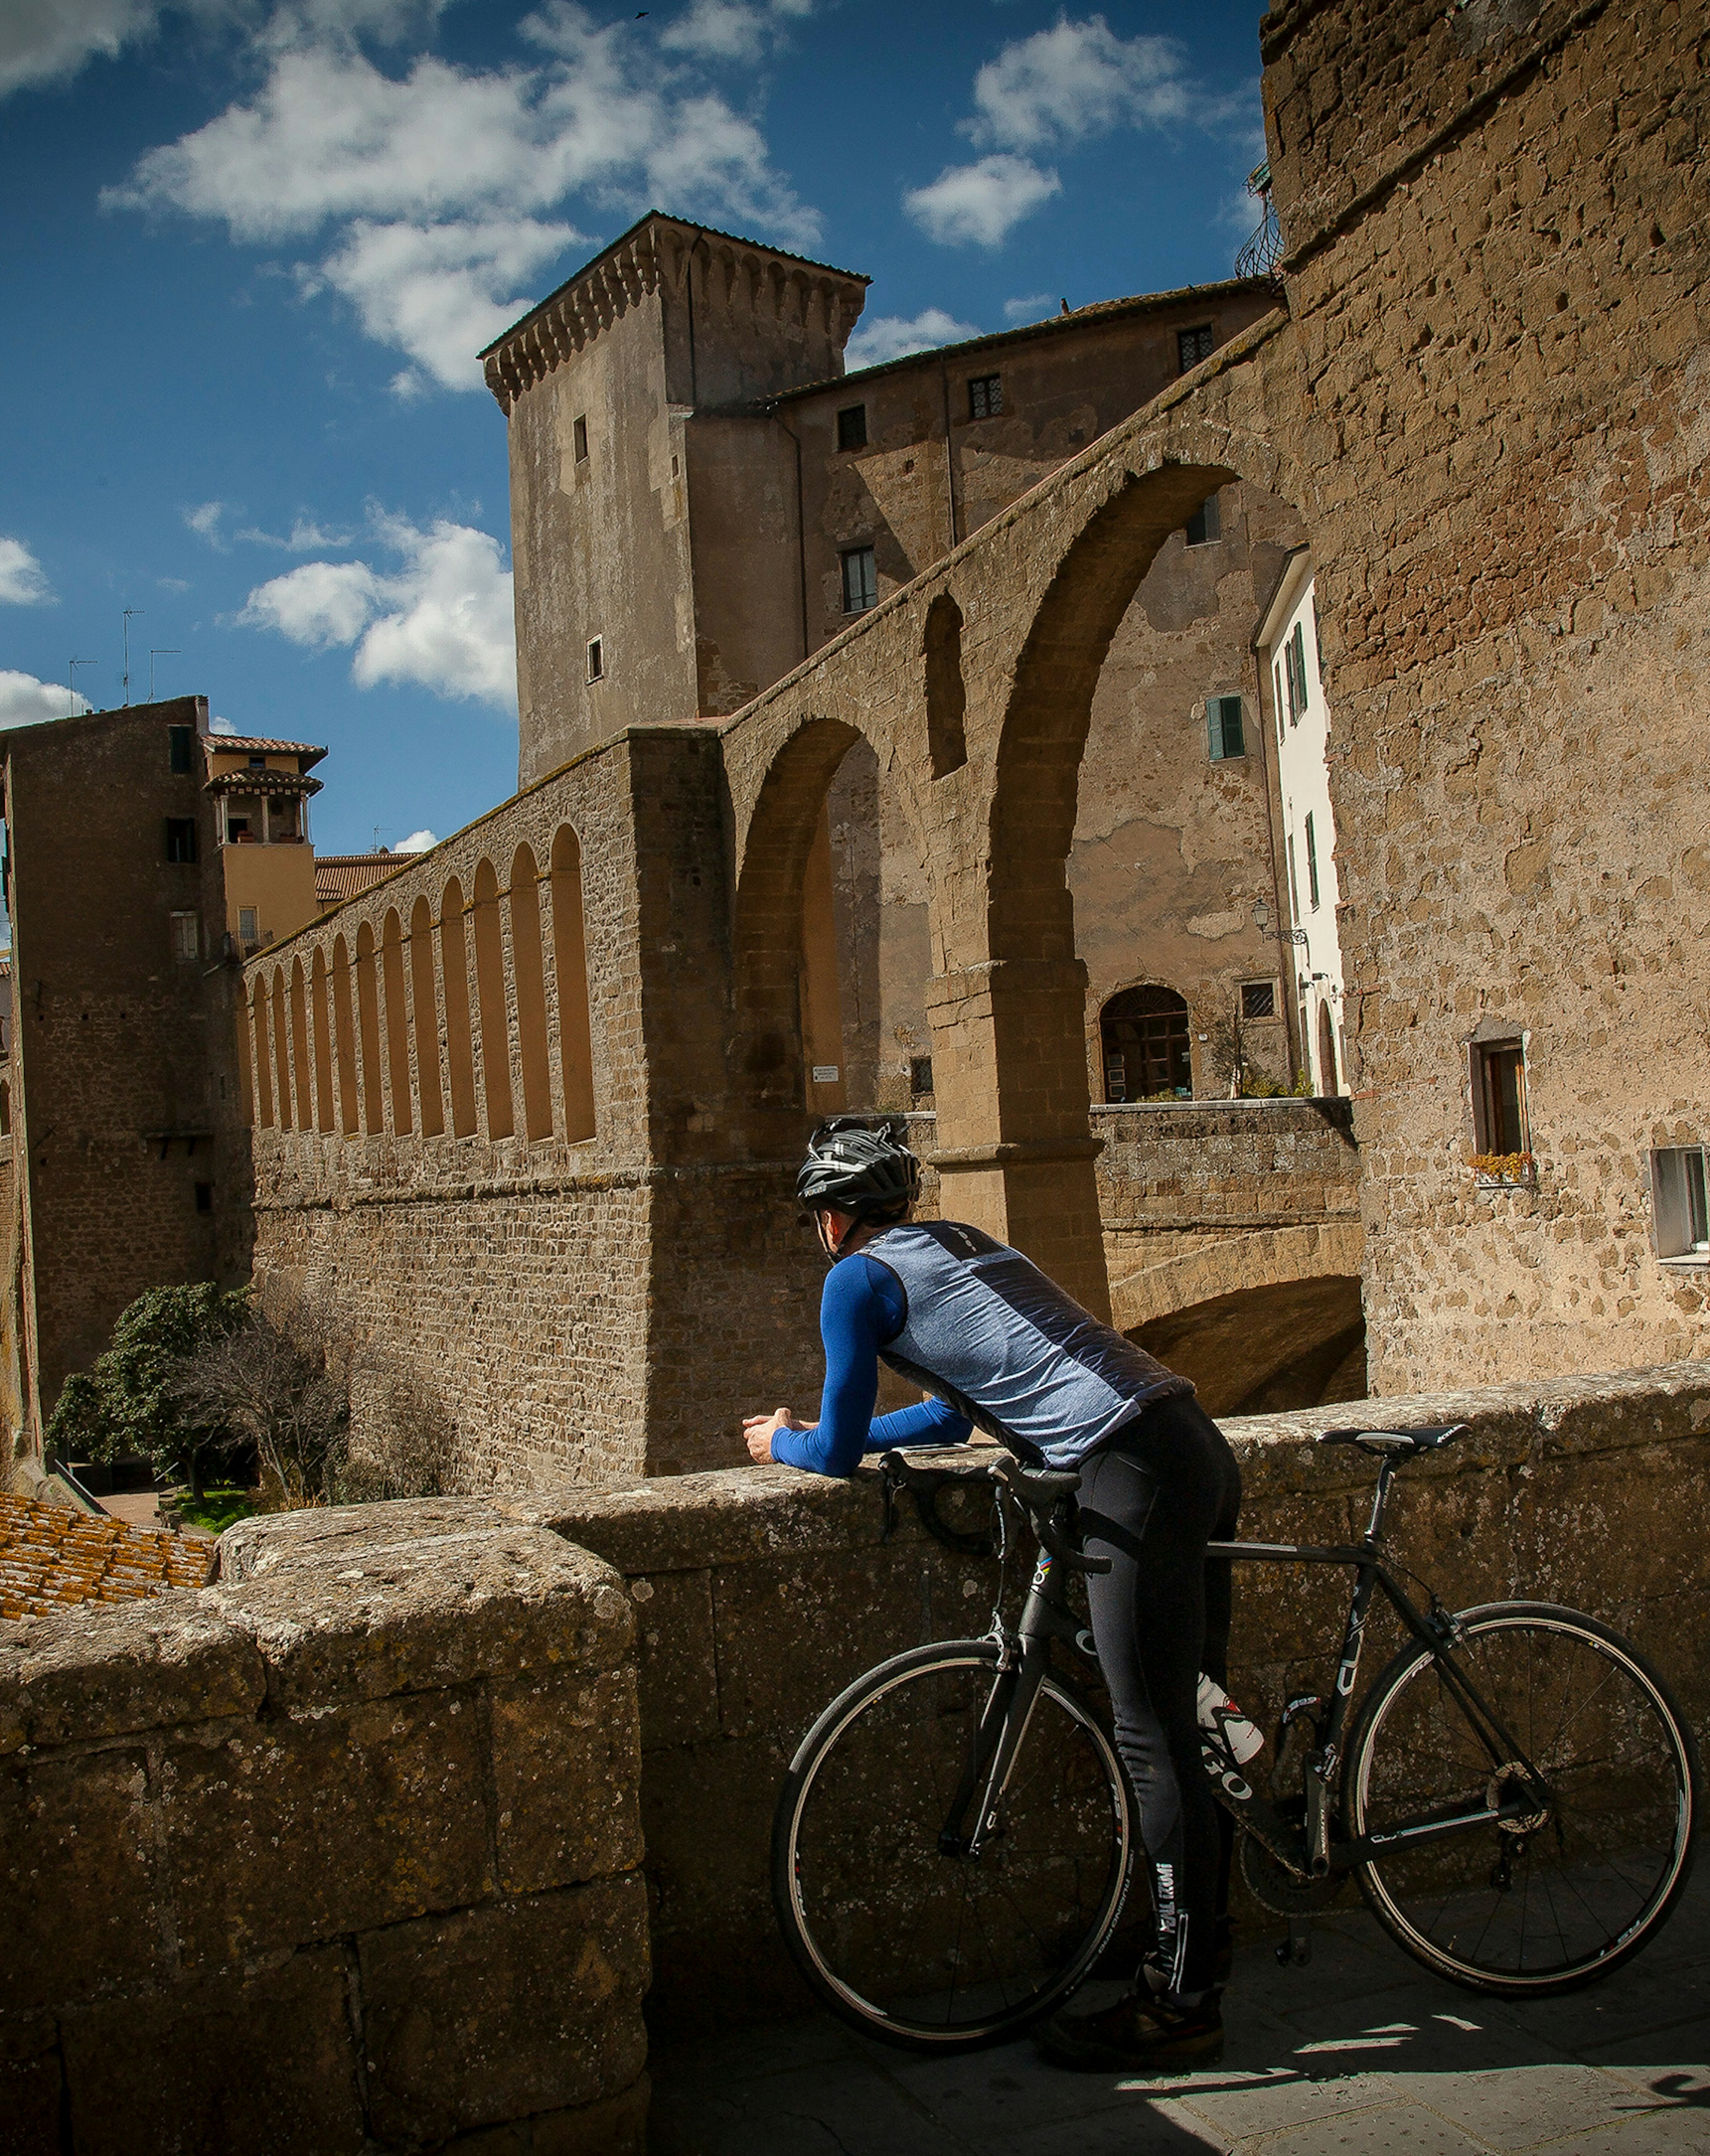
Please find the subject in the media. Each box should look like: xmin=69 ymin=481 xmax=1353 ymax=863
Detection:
xmin=1077 ymin=1394 xmax=1243 ymax=2002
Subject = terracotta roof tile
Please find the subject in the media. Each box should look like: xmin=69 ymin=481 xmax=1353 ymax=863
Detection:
xmin=0 ymin=1493 xmax=211 ymax=1622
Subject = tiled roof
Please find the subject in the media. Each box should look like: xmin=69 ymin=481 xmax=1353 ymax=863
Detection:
xmin=316 ymin=853 xmax=404 ymax=904
xmin=205 ymin=735 xmax=328 ymax=767
xmin=0 ymin=1492 xmax=212 ymax=1621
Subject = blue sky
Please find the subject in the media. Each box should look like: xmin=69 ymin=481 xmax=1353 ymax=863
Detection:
xmin=0 ymin=0 xmax=1267 ymax=856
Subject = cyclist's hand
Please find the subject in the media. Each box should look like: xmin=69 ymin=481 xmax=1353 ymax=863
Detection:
xmin=744 ymin=1407 xmax=804 ymax=1462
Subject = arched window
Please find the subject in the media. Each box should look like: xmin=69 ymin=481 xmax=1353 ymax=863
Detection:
xmin=1318 ymin=1002 xmax=1340 ymax=1096
xmin=309 ymin=948 xmax=335 ymax=1132
xmin=331 ymin=934 xmax=359 ymax=1134
xmin=440 ymin=877 xmax=478 ymax=1138
xmin=252 ymin=979 xmax=274 ymax=1128
xmin=550 ymin=827 xmax=596 ymax=1142
xmin=510 ymin=844 xmax=553 ymax=1141
xmin=472 ymin=859 xmax=515 ymax=1139
xmin=1 ymin=1079 xmax=12 ymax=1136
xmin=271 ymin=970 xmax=293 ymax=1129
xmin=1100 ymin=985 xmax=1191 ymax=1102
xmin=410 ymin=896 xmax=445 ymax=1137
xmin=381 ymin=908 xmax=413 ymax=1136
xmin=289 ymin=959 xmax=312 ymax=1134
xmin=354 ymin=922 xmax=384 ymax=1135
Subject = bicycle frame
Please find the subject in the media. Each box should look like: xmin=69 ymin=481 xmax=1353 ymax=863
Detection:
xmin=943 ymin=1458 xmax=1554 ymax=1876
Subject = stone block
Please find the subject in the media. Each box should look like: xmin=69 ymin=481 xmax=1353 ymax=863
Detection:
xmin=640 ymin=1732 xmax=787 ymax=1941
xmin=490 ymin=1664 xmax=643 ymax=1895
xmin=534 ymin=1466 xmax=890 ymax=1577
xmin=0 ymin=2016 xmax=61 ymax=2156
xmin=358 ymin=1876 xmax=649 ymax=2150
xmin=529 ymin=2074 xmax=650 ymax=2156
xmin=216 ymin=1497 xmax=513 ymax=1585
xmin=0 ymin=1597 xmax=263 ymax=1756
xmin=627 ymin=1569 xmax=719 ymax=1748
xmin=3 ymin=1747 xmax=169 ymax=2013
xmin=162 ymin=1688 xmax=490 ymax=1965
xmin=60 ymin=1946 xmax=364 ymax=2156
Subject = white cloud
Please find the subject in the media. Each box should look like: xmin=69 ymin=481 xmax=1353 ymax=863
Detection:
xmin=0 ymin=672 xmax=89 ymax=727
xmin=1003 ymin=292 xmax=1056 ymax=325
xmin=185 ymin=500 xmax=228 ymax=548
xmin=904 ymin=155 xmax=1060 ymax=249
xmin=108 ymin=7 xmax=821 ymax=389
xmin=240 ymin=511 xmax=516 ymax=709
xmin=659 ymin=0 xmax=813 ymax=62
xmin=210 ymin=715 xmax=238 ymax=733
xmin=0 ymin=538 xmax=52 ymax=606
xmin=844 ymin=306 xmax=982 ymax=371
xmin=396 ymin=827 xmax=438 ymax=852
xmin=966 ymin=16 xmax=1189 ymax=152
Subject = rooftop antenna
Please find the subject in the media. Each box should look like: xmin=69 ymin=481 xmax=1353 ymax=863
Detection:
xmin=68 ymin=658 xmax=97 ymax=716
xmin=121 ymin=608 xmax=142 ymax=705
xmin=148 ymin=648 xmax=181 ymax=701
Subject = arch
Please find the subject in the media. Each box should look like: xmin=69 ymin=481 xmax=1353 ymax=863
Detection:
xmin=922 ymin=591 xmax=968 ymax=779
xmin=354 ymin=922 xmax=383 ymax=1135
xmin=1129 ymin=1274 xmax=1366 ymax=1418
xmin=309 ymin=948 xmax=335 ymax=1132
xmin=550 ymin=828 xmax=596 ymax=1142
xmin=509 ymin=844 xmax=553 ymax=1142
xmin=1099 ymin=984 xmax=1191 ymax=1103
xmin=381 ymin=908 xmax=413 ymax=1136
xmin=232 ymin=1003 xmax=253 ymax=1127
xmin=331 ymin=934 xmax=359 ymax=1135
xmin=289 ymin=958 xmax=312 ymax=1131
xmin=440 ymin=877 xmax=478 ymax=1138
xmin=1318 ymin=1002 xmax=1340 ymax=1095
xmin=410 ymin=895 xmax=444 ymax=1138
xmin=472 ymin=859 xmax=515 ymax=1139
xmin=251 ymin=978 xmax=274 ymax=1128
xmin=270 ymin=969 xmax=293 ymax=1131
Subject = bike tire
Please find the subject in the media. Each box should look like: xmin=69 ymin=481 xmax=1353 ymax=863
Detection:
xmin=1343 ymin=1601 xmax=1699 ymax=1997
xmin=772 ymin=1638 xmax=1133 ymax=2052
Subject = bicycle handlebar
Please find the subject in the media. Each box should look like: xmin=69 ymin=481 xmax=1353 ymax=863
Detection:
xmin=988 ymin=1456 xmax=1112 ymax=1575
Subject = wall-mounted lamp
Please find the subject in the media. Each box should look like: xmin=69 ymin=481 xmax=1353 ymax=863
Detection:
xmin=1254 ymin=897 xmax=1308 ymax=947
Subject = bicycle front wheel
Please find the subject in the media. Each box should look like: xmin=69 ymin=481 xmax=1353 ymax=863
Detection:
xmin=772 ymin=1640 xmax=1132 ymax=2051
xmin=1345 ymin=1602 xmax=1698 ymax=1995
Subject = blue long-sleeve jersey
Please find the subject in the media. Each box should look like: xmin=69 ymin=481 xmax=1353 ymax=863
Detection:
xmin=769 ymin=1253 xmax=973 ymax=1475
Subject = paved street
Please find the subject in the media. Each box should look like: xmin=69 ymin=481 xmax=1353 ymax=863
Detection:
xmin=651 ymin=1871 xmax=1710 ymax=2155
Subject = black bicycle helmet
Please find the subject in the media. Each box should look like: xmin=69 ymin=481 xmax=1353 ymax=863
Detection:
xmin=797 ymin=1115 xmax=922 ymax=1219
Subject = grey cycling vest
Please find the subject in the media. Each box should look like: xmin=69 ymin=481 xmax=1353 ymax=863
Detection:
xmin=863 ymin=1219 xmax=1193 ymax=1470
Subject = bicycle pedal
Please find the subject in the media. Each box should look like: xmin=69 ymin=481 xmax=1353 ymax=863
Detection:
xmin=1274 ymin=1919 xmax=1313 ymax=1968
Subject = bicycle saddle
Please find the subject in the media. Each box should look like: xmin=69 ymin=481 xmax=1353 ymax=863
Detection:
xmin=1319 ymin=1422 xmax=1468 ymax=1455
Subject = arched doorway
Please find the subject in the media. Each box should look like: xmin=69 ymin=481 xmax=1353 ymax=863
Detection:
xmin=1100 ymin=985 xmax=1191 ymax=1102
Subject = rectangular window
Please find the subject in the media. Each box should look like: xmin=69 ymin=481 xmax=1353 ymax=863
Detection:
xmin=841 ymin=546 xmax=878 ymax=615
xmin=1178 ymin=324 xmax=1217 ymax=371
xmin=837 ymin=403 xmax=867 ymax=452
xmin=1305 ymin=811 xmax=1320 ymax=908
xmin=1241 ymin=980 xmax=1276 ymax=1020
xmin=1473 ymin=1040 xmax=1530 ymax=1157
xmin=165 ymin=817 xmax=198 ymax=864
xmin=573 ymin=414 xmax=589 ymax=462
xmin=238 ymin=907 xmax=258 ymax=944
xmin=586 ymin=636 xmax=605 ymax=682
xmin=968 ymin=373 xmax=1002 ymax=420
xmin=170 ymin=910 xmax=200 ymax=962
xmin=1208 ymin=694 xmax=1245 ymax=761
xmin=1185 ymin=493 xmax=1221 ymax=547
xmin=1288 ymin=619 xmax=1309 ymax=718
xmin=909 ymin=1054 xmax=934 ymax=1097
xmin=194 ymin=1181 xmax=214 ymax=1214
xmin=1653 ymin=1147 xmax=1710 ymax=1259
xmin=168 ymin=725 xmax=194 ymax=774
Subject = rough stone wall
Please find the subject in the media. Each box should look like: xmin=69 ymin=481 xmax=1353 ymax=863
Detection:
xmin=1262 ymin=0 xmax=1710 ymax=1386
xmin=0 ymin=1521 xmax=649 ymax=2154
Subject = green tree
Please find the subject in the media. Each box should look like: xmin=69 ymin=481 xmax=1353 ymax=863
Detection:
xmin=45 ymin=1283 xmax=252 ymax=1496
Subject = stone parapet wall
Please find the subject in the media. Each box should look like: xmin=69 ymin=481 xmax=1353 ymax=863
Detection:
xmin=1092 ymin=1098 xmax=1360 ymax=1243
xmin=2 ymin=1520 xmax=650 ymax=2153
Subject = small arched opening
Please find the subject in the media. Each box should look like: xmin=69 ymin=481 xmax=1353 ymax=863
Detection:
xmin=1099 ymin=985 xmax=1191 ymax=1102
xmin=550 ymin=827 xmax=596 ymax=1143
xmin=381 ymin=909 xmax=413 ymax=1136
xmin=410 ymin=896 xmax=444 ymax=1137
xmin=472 ymin=859 xmax=515 ymax=1140
xmin=251 ymin=978 xmax=274 ymax=1128
xmin=354 ymin=922 xmax=384 ymax=1135
xmin=440 ymin=877 xmax=478 ymax=1137
xmin=271 ymin=969 xmax=293 ymax=1131
xmin=309 ymin=947 xmax=335 ymax=1132
xmin=331 ymin=934 xmax=359 ymax=1134
xmin=510 ymin=844 xmax=553 ymax=1142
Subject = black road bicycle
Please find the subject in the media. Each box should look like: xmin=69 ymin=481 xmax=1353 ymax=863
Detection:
xmin=771 ymin=1424 xmax=1700 ymax=2054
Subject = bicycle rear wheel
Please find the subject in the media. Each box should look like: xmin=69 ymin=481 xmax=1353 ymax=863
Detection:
xmin=772 ymin=1640 xmax=1132 ymax=2051
xmin=1345 ymin=1602 xmax=1698 ymax=1995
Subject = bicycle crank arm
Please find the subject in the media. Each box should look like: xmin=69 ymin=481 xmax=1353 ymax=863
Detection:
xmin=1334 ymin=1793 xmax=1549 ymax=1870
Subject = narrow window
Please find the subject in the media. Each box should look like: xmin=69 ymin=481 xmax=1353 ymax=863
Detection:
xmin=1653 ymin=1147 xmax=1710 ymax=1259
xmin=1208 ymin=695 xmax=1246 ymax=762
xmin=170 ymin=911 xmax=200 ymax=962
xmin=165 ymin=817 xmax=198 ymax=864
xmin=1289 ymin=620 xmax=1309 ymax=717
xmin=1305 ymin=811 xmax=1320 ymax=908
xmin=586 ymin=636 xmax=605 ymax=682
xmin=968 ymin=374 xmax=1002 ymax=420
xmin=194 ymin=1182 xmax=213 ymax=1214
xmin=837 ymin=404 xmax=867 ymax=452
xmin=1472 ymin=1039 xmax=1530 ymax=1157
xmin=923 ymin=591 xmax=967 ymax=778
xmin=840 ymin=546 xmax=878 ymax=615
xmin=510 ymin=844 xmax=553 ymax=1143
xmin=168 ymin=725 xmax=194 ymax=774
xmin=1240 ymin=980 xmax=1276 ymax=1020
xmin=573 ymin=413 xmax=589 ymax=462
xmin=1 ymin=1080 xmax=12 ymax=1135
xmin=909 ymin=1055 xmax=934 ymax=1097
xmin=1185 ymin=493 xmax=1222 ymax=546
xmin=1178 ymin=324 xmax=1216 ymax=371
xmin=550 ymin=828 xmax=597 ymax=1143
xmin=238 ymin=906 xmax=258 ymax=946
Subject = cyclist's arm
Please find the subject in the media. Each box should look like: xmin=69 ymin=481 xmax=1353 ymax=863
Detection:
xmin=769 ymin=1255 xmax=972 ymax=1476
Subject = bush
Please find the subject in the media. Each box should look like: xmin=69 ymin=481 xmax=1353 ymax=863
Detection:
xmin=171 ymin=1297 xmax=352 ymax=1511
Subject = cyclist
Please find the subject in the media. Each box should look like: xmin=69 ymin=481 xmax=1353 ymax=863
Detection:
xmin=744 ymin=1115 xmax=1243 ymax=2072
